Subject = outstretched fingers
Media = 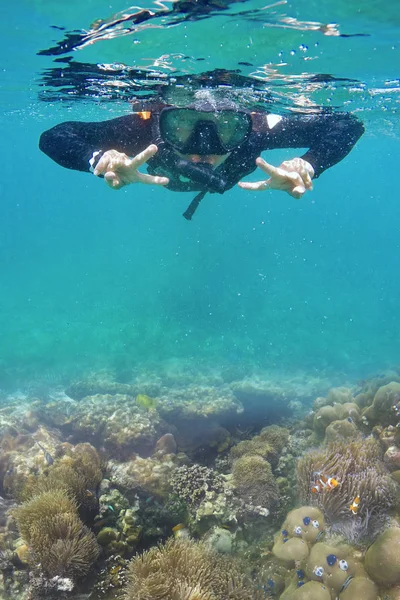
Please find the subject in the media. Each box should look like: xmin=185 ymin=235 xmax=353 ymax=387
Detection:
xmin=255 ymin=157 xmax=280 ymax=178
xmin=136 ymin=172 xmax=169 ymax=186
xmin=238 ymin=180 xmax=269 ymax=191
xmin=129 ymin=144 xmax=159 ymax=168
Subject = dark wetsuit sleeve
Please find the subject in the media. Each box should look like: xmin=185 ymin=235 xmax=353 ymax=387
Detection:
xmin=256 ymin=112 xmax=364 ymax=178
xmin=39 ymin=114 xmax=153 ymax=172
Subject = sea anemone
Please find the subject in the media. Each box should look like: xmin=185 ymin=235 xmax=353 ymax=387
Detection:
xmin=124 ymin=537 xmax=262 ymax=600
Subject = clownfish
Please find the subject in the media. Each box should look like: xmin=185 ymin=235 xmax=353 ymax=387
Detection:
xmin=311 ymin=473 xmax=340 ymax=494
xmin=349 ymin=495 xmax=360 ymax=515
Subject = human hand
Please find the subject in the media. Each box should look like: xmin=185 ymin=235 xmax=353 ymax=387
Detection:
xmin=93 ymin=144 xmax=169 ymax=190
xmin=238 ymin=157 xmax=314 ymax=199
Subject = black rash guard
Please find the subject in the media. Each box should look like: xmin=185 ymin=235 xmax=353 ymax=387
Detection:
xmin=39 ymin=110 xmax=364 ymax=193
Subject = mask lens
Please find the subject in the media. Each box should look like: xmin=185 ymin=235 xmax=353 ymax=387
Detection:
xmin=160 ymin=108 xmax=251 ymax=152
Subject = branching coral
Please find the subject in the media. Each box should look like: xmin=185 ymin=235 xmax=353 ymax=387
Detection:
xmin=296 ymin=437 xmax=397 ymax=542
xmin=13 ymin=489 xmax=99 ymax=582
xmin=124 ymin=538 xmax=263 ymax=600
xmin=171 ymin=464 xmax=225 ymax=506
xmin=232 ymin=455 xmax=279 ymax=509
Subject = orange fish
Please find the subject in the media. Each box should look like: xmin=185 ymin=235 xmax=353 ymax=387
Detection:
xmin=311 ymin=474 xmax=340 ymax=493
xmin=349 ymin=496 xmax=360 ymax=515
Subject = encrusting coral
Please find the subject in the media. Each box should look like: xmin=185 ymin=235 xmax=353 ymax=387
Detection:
xmin=124 ymin=537 xmax=263 ymax=600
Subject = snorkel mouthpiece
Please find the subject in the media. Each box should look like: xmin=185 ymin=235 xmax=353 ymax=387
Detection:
xmin=176 ymin=159 xmax=227 ymax=194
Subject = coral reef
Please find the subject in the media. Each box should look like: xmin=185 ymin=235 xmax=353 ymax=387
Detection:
xmin=13 ymin=489 xmax=99 ymax=586
xmin=124 ymin=537 xmax=263 ymax=600
xmin=230 ymin=425 xmax=289 ymax=466
xmin=272 ymin=506 xmax=326 ymax=565
xmin=171 ymin=464 xmax=225 ymax=506
xmin=364 ymin=527 xmax=400 ymax=586
xmin=169 ymin=464 xmax=239 ymax=534
xmin=361 ymin=381 xmax=400 ymax=427
xmin=232 ymin=454 xmax=279 ymax=509
xmin=3 ymin=367 xmax=400 ymax=599
xmin=270 ymin=506 xmax=378 ymax=600
xmin=296 ymin=437 xmax=398 ymax=543
xmin=109 ymin=451 xmax=180 ymax=499
xmin=22 ymin=442 xmax=103 ymax=517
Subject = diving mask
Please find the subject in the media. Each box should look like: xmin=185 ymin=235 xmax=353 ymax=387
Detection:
xmin=159 ymin=107 xmax=252 ymax=155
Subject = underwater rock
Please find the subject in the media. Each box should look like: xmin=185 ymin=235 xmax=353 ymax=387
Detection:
xmin=358 ymin=371 xmax=400 ymax=400
xmin=364 ymin=527 xmax=400 ymax=585
xmin=384 ymin=445 xmax=400 ymax=471
xmin=98 ymin=483 xmax=130 ymax=517
xmin=97 ymin=527 xmax=119 ymax=546
xmin=273 ymin=536 xmax=309 ymax=565
xmin=60 ymin=393 xmax=163 ymax=459
xmin=65 ymin=378 xmax=159 ymax=401
xmin=305 ymin=542 xmax=355 ymax=591
xmin=354 ymin=392 xmax=372 ymax=409
xmin=154 ymin=433 xmax=177 ymax=456
xmin=231 ymin=378 xmax=294 ymax=423
xmin=158 ymin=383 xmax=243 ymax=422
xmin=313 ymin=403 xmax=360 ymax=438
xmin=324 ymin=418 xmax=359 ymax=442
xmin=313 ymin=396 xmax=329 ymax=411
xmin=383 ymin=586 xmax=400 ymax=600
xmin=313 ymin=406 xmax=337 ymax=433
xmin=204 ymin=526 xmax=234 ymax=554
xmin=326 ymin=387 xmax=354 ymax=405
xmin=230 ymin=425 xmax=289 ymax=466
xmin=109 ymin=453 xmax=180 ymax=499
xmin=283 ymin=506 xmax=326 ymax=544
xmin=379 ymin=425 xmax=399 ymax=450
xmin=1 ymin=426 xmax=62 ymax=499
xmin=362 ymin=381 xmax=400 ymax=427
xmin=339 ymin=576 xmax=378 ymax=600
xmin=391 ymin=469 xmax=400 ymax=484
xmin=281 ymin=579 xmax=331 ymax=599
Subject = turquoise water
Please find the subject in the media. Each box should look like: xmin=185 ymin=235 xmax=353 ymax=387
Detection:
xmin=1 ymin=0 xmax=399 ymax=388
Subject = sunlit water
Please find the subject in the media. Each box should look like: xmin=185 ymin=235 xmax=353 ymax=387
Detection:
xmin=0 ymin=0 xmax=399 ymax=389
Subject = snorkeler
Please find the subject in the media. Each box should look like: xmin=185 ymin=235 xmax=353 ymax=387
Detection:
xmin=39 ymin=90 xmax=364 ymax=219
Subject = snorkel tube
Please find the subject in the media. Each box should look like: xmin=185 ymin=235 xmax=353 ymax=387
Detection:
xmin=176 ymin=158 xmax=227 ymax=220
xmin=148 ymin=143 xmax=228 ymax=220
